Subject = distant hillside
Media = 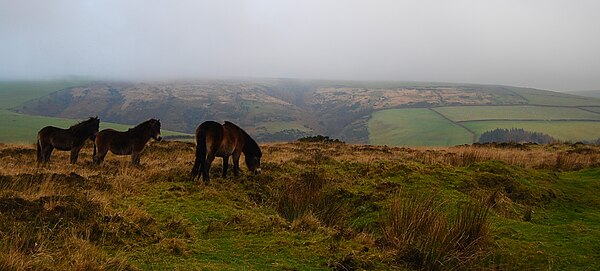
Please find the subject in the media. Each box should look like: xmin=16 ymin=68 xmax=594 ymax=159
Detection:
xmin=568 ymin=90 xmax=600 ymax=98
xmin=13 ymin=79 xmax=600 ymax=145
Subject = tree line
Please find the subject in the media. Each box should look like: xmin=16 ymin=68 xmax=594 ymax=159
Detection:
xmin=478 ymin=128 xmax=556 ymax=144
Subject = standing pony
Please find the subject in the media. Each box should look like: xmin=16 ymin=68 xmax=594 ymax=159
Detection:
xmin=37 ymin=116 xmax=100 ymax=164
xmin=191 ymin=121 xmax=262 ymax=184
xmin=93 ymin=119 xmax=162 ymax=165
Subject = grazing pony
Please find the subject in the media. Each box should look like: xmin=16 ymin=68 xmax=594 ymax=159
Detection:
xmin=93 ymin=119 xmax=162 ymax=165
xmin=36 ymin=116 xmax=100 ymax=164
xmin=191 ymin=121 xmax=262 ymax=184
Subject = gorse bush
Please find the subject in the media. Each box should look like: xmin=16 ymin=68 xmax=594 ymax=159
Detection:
xmin=382 ymin=192 xmax=493 ymax=270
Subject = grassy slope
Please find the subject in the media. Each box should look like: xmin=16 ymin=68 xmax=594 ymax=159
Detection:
xmin=368 ymin=108 xmax=472 ymax=146
xmin=493 ymin=168 xmax=600 ymax=269
xmin=0 ymin=81 xmax=190 ymax=143
xmin=582 ymin=107 xmax=600 ymax=114
xmin=463 ymin=120 xmax=600 ymax=142
xmin=0 ymin=110 xmax=190 ymax=143
xmin=1 ymin=142 xmax=600 ymax=270
xmin=510 ymin=87 xmax=600 ymax=106
xmin=0 ymin=81 xmax=91 ymax=109
xmin=433 ymin=105 xmax=600 ymax=122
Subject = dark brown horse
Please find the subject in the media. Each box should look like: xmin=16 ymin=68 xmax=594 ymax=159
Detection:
xmin=191 ymin=121 xmax=262 ymax=184
xmin=93 ymin=119 xmax=162 ymax=165
xmin=37 ymin=116 xmax=100 ymax=164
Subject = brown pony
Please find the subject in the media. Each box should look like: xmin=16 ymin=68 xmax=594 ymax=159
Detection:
xmin=93 ymin=119 xmax=162 ymax=165
xmin=191 ymin=121 xmax=262 ymax=184
xmin=37 ymin=116 xmax=100 ymax=164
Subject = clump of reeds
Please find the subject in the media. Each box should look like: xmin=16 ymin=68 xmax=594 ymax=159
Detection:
xmin=382 ymin=192 xmax=493 ymax=270
xmin=274 ymin=169 xmax=346 ymax=227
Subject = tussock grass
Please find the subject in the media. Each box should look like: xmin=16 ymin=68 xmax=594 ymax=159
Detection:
xmin=382 ymin=192 xmax=493 ymax=270
xmin=273 ymin=169 xmax=347 ymax=227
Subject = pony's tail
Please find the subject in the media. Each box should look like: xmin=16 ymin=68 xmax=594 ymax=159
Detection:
xmin=92 ymin=139 xmax=97 ymax=164
xmin=36 ymin=138 xmax=42 ymax=163
xmin=191 ymin=129 xmax=206 ymax=181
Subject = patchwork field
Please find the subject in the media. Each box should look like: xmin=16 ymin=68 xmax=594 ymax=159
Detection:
xmin=1 ymin=141 xmax=600 ymax=270
xmin=4 ymin=79 xmax=600 ymax=146
xmin=367 ymin=108 xmax=473 ymax=146
xmin=512 ymin=87 xmax=600 ymax=106
xmin=432 ymin=105 xmax=600 ymax=122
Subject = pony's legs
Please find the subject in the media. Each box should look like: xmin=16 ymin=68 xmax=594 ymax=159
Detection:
xmin=93 ymin=147 xmax=108 ymax=165
xmin=131 ymin=151 xmax=142 ymax=165
xmin=36 ymin=140 xmax=43 ymax=163
xmin=43 ymin=146 xmax=54 ymax=163
xmin=232 ymin=152 xmax=241 ymax=177
xmin=70 ymin=145 xmax=83 ymax=164
xmin=203 ymin=153 xmax=215 ymax=184
xmin=222 ymin=156 xmax=229 ymax=178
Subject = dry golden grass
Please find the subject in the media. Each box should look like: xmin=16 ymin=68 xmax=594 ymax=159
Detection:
xmin=1 ymin=140 xmax=598 ymax=270
xmin=263 ymin=142 xmax=600 ymax=170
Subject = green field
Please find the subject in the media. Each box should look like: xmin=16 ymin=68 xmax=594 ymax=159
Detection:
xmin=0 ymin=110 xmax=190 ymax=144
xmin=433 ymin=105 xmax=600 ymax=122
xmin=511 ymin=87 xmax=600 ymax=106
xmin=0 ymin=80 xmax=90 ymax=109
xmin=368 ymin=108 xmax=473 ymax=146
xmin=463 ymin=120 xmax=600 ymax=142
xmin=0 ymin=81 xmax=190 ymax=143
xmin=582 ymin=106 xmax=600 ymax=114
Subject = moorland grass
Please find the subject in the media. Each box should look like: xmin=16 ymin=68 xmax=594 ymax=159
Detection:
xmin=1 ymin=141 xmax=600 ymax=270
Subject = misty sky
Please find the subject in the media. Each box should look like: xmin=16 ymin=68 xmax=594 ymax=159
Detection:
xmin=1 ymin=0 xmax=599 ymax=91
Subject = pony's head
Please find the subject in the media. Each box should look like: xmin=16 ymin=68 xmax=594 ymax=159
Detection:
xmin=244 ymin=143 xmax=262 ymax=174
xmin=149 ymin=119 xmax=162 ymax=141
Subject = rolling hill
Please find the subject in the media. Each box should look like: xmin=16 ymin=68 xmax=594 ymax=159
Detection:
xmin=0 ymin=81 xmax=190 ymax=143
xmin=5 ymin=79 xmax=600 ymax=145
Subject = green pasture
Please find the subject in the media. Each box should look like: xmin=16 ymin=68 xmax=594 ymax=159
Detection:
xmin=433 ymin=105 xmax=600 ymax=122
xmin=463 ymin=120 xmax=600 ymax=142
xmin=510 ymin=87 xmax=600 ymax=106
xmin=582 ymin=107 xmax=600 ymax=114
xmin=0 ymin=81 xmax=190 ymax=143
xmin=367 ymin=108 xmax=473 ymax=146
xmin=0 ymin=80 xmax=89 ymax=109
xmin=0 ymin=110 xmax=190 ymax=144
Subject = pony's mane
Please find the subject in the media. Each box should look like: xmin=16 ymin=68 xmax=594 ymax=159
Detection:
xmin=131 ymin=119 xmax=159 ymax=133
xmin=223 ymin=121 xmax=260 ymax=155
xmin=240 ymin=127 xmax=261 ymax=155
xmin=69 ymin=117 xmax=95 ymax=129
xmin=69 ymin=117 xmax=98 ymax=137
xmin=133 ymin=119 xmax=155 ymax=129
